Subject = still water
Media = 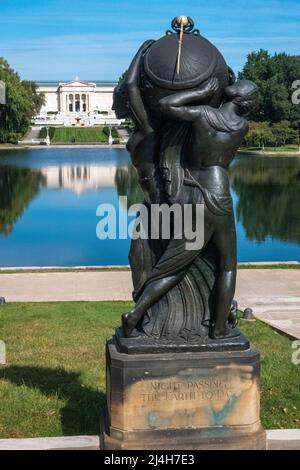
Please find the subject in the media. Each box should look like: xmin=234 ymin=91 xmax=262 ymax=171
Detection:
xmin=0 ymin=148 xmax=299 ymax=267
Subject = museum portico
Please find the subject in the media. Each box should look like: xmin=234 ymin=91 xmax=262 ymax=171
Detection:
xmin=38 ymin=79 xmax=115 ymax=114
xmin=35 ymin=79 xmax=121 ymax=126
xmin=59 ymin=81 xmax=95 ymax=113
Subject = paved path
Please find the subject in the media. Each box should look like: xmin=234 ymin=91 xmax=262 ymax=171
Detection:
xmin=1 ymin=269 xmax=299 ymax=338
xmin=21 ymin=126 xmax=41 ymax=143
xmin=0 ymin=271 xmax=133 ymax=302
xmin=236 ymin=270 xmax=300 ymax=339
xmin=0 ymin=430 xmax=299 ymax=450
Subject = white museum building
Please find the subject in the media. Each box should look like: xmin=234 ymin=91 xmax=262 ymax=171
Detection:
xmin=35 ymin=79 xmax=123 ymax=126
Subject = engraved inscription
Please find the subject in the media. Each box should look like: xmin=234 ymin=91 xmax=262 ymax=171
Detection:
xmin=140 ymin=379 xmax=233 ymax=403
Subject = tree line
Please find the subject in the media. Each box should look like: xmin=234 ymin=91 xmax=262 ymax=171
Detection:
xmin=1 ymin=50 xmax=300 ymax=147
xmin=0 ymin=58 xmax=45 ymax=144
xmin=239 ymin=50 xmax=300 ymax=149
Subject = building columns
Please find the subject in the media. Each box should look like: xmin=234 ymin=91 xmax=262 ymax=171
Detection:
xmin=64 ymin=91 xmax=94 ymax=114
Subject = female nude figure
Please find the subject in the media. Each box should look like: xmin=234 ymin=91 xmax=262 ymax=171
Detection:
xmin=122 ymin=78 xmax=258 ymax=339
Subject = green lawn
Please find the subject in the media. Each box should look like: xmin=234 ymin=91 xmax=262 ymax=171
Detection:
xmin=0 ymin=302 xmax=299 ymax=438
xmin=238 ymin=264 xmax=300 ymax=270
xmin=1 ymin=265 xmax=298 ymax=275
xmin=242 ymin=145 xmax=300 ymax=153
xmin=39 ymin=127 xmax=111 ymax=143
xmin=0 ymin=267 xmax=131 ymax=274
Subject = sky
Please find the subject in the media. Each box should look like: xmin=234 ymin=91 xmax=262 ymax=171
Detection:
xmin=0 ymin=0 xmax=299 ymax=81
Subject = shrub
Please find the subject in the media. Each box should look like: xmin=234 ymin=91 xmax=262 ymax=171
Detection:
xmin=102 ymin=126 xmax=118 ymax=138
xmin=0 ymin=59 xmax=41 ymax=143
xmin=38 ymin=127 xmax=55 ymax=139
xmin=244 ymin=122 xmax=273 ymax=148
xmin=271 ymin=121 xmax=298 ymax=147
xmin=7 ymin=132 xmax=21 ymax=144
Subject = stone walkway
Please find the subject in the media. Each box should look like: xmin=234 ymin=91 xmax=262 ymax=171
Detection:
xmin=236 ymin=269 xmax=300 ymax=339
xmin=0 ymin=430 xmax=299 ymax=449
xmin=20 ymin=126 xmax=41 ymax=143
xmin=1 ymin=269 xmax=299 ymax=339
xmin=0 ymin=271 xmax=133 ymax=302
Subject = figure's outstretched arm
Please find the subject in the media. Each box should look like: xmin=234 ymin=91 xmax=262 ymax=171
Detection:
xmin=158 ymin=77 xmax=219 ymax=122
xmin=161 ymin=77 xmax=218 ymax=108
xmin=126 ymin=40 xmax=155 ymax=134
xmin=158 ymin=104 xmax=205 ymax=122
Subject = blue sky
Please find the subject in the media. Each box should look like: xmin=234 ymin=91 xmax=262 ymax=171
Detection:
xmin=0 ymin=0 xmax=299 ymax=80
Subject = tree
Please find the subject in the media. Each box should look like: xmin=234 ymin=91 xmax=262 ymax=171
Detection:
xmin=0 ymin=167 xmax=45 ymax=234
xmin=115 ymin=165 xmax=144 ymax=208
xmin=239 ymin=50 xmax=300 ymax=126
xmin=0 ymin=58 xmax=41 ymax=143
xmin=22 ymin=81 xmax=45 ymax=116
xmin=271 ymin=121 xmax=298 ymax=147
xmin=244 ymin=122 xmax=273 ymax=149
xmin=229 ymin=156 xmax=300 ymax=244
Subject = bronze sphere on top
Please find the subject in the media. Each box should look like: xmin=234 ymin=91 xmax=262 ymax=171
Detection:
xmin=141 ymin=30 xmax=232 ymax=109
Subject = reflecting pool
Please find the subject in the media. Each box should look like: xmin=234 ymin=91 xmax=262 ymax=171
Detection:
xmin=0 ymin=148 xmax=299 ymax=266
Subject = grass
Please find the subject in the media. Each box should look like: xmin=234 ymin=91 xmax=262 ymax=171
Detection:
xmin=238 ymin=264 xmax=300 ymax=270
xmin=39 ymin=127 xmax=109 ymax=144
xmin=240 ymin=319 xmax=300 ymax=429
xmin=0 ymin=267 xmax=131 ymax=274
xmin=0 ymin=301 xmax=299 ymax=437
xmin=0 ymin=301 xmax=131 ymax=438
xmin=0 ymin=265 xmax=298 ymax=274
xmin=241 ymin=145 xmax=300 ymax=153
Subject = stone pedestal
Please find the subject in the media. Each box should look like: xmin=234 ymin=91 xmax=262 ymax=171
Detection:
xmin=101 ymin=338 xmax=266 ymax=450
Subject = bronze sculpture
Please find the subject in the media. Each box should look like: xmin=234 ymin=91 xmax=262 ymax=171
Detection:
xmin=113 ymin=17 xmax=259 ymax=345
xmin=103 ymin=17 xmax=266 ymax=451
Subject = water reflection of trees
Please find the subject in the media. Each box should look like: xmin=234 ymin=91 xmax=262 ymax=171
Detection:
xmin=115 ymin=165 xmax=144 ymax=208
xmin=230 ymin=156 xmax=300 ymax=244
xmin=116 ymin=158 xmax=300 ymax=245
xmin=0 ymin=166 xmax=45 ymax=234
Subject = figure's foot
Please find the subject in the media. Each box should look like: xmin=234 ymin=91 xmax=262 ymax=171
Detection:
xmin=211 ymin=325 xmax=241 ymax=340
xmin=122 ymin=310 xmax=139 ymax=338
